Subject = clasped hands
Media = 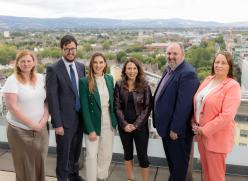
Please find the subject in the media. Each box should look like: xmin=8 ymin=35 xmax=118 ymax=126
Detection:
xmin=192 ymin=123 xmax=203 ymax=135
xmin=124 ymin=124 xmax=136 ymax=133
xmin=30 ymin=118 xmax=47 ymax=132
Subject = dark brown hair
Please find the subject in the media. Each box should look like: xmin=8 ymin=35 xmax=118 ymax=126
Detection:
xmin=60 ymin=35 xmax=78 ymax=49
xmin=211 ymin=51 xmax=233 ymax=78
xmin=121 ymin=57 xmax=146 ymax=92
xmin=88 ymin=52 xmax=107 ymax=93
xmin=14 ymin=50 xmax=37 ymax=85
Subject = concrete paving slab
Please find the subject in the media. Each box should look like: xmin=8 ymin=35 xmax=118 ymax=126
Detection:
xmin=225 ymin=174 xmax=248 ymax=181
xmin=45 ymin=154 xmax=56 ymax=177
xmin=0 ymin=148 xmax=7 ymax=155
xmin=78 ymin=164 xmax=86 ymax=179
xmin=109 ymin=163 xmax=157 ymax=181
xmin=154 ymin=167 xmax=248 ymax=181
xmin=0 ymin=171 xmax=56 ymax=181
xmin=0 ymin=170 xmax=15 ymax=181
xmin=155 ymin=166 xmax=170 ymax=181
xmin=0 ymin=151 xmax=14 ymax=171
xmin=0 ymin=149 xmax=247 ymax=181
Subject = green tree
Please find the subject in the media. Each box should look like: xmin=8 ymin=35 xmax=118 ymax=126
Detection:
xmin=214 ymin=36 xmax=226 ymax=50
xmin=155 ymin=56 xmax=166 ymax=69
xmin=130 ymin=52 xmax=144 ymax=62
xmin=105 ymin=52 xmax=115 ymax=60
xmin=126 ymin=44 xmax=144 ymax=53
xmin=77 ymin=48 xmax=87 ymax=59
xmin=143 ymin=56 xmax=154 ymax=64
xmin=102 ymin=40 xmax=112 ymax=50
xmin=233 ymin=65 xmax=241 ymax=83
xmin=186 ymin=46 xmax=213 ymax=70
xmin=0 ymin=45 xmax=17 ymax=64
xmin=36 ymin=63 xmax=46 ymax=73
xmin=197 ymin=67 xmax=211 ymax=81
xmin=37 ymin=47 xmax=61 ymax=58
xmin=186 ymin=36 xmax=227 ymax=80
xmin=116 ymin=51 xmax=127 ymax=63
xmin=83 ymin=43 xmax=93 ymax=52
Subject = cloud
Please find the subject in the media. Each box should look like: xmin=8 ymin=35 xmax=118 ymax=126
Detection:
xmin=0 ymin=0 xmax=247 ymax=22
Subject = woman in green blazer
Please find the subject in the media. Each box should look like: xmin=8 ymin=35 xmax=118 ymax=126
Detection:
xmin=79 ymin=52 xmax=117 ymax=181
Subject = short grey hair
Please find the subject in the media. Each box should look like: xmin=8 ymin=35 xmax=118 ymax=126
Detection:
xmin=167 ymin=42 xmax=185 ymax=53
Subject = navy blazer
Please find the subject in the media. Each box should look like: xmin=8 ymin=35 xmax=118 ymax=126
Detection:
xmin=153 ymin=61 xmax=199 ymax=138
xmin=46 ymin=59 xmax=85 ymax=129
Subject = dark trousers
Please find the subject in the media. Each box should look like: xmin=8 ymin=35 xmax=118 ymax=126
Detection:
xmin=55 ymin=123 xmax=83 ymax=181
xmin=118 ymin=125 xmax=149 ymax=168
xmin=162 ymin=136 xmax=193 ymax=181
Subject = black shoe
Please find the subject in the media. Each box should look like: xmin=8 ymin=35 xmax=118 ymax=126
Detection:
xmin=68 ymin=175 xmax=85 ymax=181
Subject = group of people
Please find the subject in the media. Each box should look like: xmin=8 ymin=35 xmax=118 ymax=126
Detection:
xmin=2 ymin=35 xmax=241 ymax=181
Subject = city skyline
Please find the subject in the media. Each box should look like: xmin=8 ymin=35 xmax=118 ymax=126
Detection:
xmin=0 ymin=0 xmax=247 ymax=23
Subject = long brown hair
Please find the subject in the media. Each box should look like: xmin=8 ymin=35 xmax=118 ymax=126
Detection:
xmin=14 ymin=50 xmax=37 ymax=85
xmin=121 ymin=57 xmax=146 ymax=92
xmin=211 ymin=51 xmax=233 ymax=78
xmin=88 ymin=52 xmax=107 ymax=93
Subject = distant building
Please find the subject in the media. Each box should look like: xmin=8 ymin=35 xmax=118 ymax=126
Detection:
xmin=91 ymin=44 xmax=102 ymax=51
xmin=97 ymin=33 xmax=110 ymax=39
xmin=241 ymin=60 xmax=248 ymax=91
xmin=110 ymin=65 xmax=122 ymax=83
xmin=233 ymin=45 xmax=248 ymax=65
xmin=152 ymin=32 xmax=165 ymax=43
xmin=144 ymin=43 xmax=169 ymax=51
xmin=3 ymin=31 xmax=10 ymax=38
xmin=137 ymin=32 xmax=152 ymax=44
xmin=235 ymin=99 xmax=248 ymax=147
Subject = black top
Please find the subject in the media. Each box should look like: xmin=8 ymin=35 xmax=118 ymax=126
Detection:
xmin=124 ymin=92 xmax=137 ymax=123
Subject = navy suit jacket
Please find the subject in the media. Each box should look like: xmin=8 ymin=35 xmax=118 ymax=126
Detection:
xmin=153 ymin=61 xmax=199 ymax=138
xmin=46 ymin=59 xmax=85 ymax=129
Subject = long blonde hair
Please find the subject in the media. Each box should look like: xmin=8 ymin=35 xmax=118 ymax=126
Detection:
xmin=88 ymin=52 xmax=107 ymax=93
xmin=14 ymin=50 xmax=37 ymax=85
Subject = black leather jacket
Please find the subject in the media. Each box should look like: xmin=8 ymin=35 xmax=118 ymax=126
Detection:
xmin=114 ymin=80 xmax=152 ymax=130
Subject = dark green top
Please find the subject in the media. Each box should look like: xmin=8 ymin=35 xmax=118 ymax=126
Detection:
xmin=79 ymin=74 xmax=117 ymax=135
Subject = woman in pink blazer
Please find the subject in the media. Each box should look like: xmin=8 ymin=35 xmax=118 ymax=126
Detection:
xmin=192 ymin=51 xmax=241 ymax=181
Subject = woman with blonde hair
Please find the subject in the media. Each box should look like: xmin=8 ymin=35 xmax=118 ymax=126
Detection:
xmin=2 ymin=50 xmax=49 ymax=181
xmin=79 ymin=52 xmax=117 ymax=181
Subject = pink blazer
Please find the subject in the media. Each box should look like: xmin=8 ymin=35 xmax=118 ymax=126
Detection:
xmin=194 ymin=75 xmax=241 ymax=153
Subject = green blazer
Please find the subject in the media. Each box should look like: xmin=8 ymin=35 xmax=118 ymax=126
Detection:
xmin=79 ymin=74 xmax=117 ymax=135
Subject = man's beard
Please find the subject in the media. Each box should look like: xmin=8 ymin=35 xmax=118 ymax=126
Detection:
xmin=167 ymin=60 xmax=177 ymax=70
xmin=64 ymin=56 xmax=75 ymax=62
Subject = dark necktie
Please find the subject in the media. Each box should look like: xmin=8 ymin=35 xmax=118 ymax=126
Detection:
xmin=69 ymin=64 xmax=80 ymax=112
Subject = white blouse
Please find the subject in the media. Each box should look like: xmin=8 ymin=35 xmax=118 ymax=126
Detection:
xmin=2 ymin=73 xmax=46 ymax=130
xmin=95 ymin=75 xmax=111 ymax=130
xmin=195 ymin=80 xmax=218 ymax=123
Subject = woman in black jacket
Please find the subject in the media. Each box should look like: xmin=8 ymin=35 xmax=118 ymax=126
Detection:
xmin=114 ymin=57 xmax=152 ymax=181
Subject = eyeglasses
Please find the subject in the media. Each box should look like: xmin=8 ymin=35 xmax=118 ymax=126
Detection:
xmin=63 ymin=48 xmax=77 ymax=53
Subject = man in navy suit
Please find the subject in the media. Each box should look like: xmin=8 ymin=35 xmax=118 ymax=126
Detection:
xmin=46 ymin=35 xmax=85 ymax=181
xmin=153 ymin=43 xmax=199 ymax=181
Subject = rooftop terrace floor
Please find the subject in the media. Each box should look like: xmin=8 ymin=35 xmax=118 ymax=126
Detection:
xmin=0 ymin=148 xmax=247 ymax=181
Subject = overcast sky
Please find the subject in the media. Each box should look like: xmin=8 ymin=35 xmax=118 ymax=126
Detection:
xmin=0 ymin=0 xmax=247 ymax=23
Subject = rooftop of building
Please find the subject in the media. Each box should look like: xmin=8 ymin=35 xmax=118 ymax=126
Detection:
xmin=0 ymin=148 xmax=247 ymax=181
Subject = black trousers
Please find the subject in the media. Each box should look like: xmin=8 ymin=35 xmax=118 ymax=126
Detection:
xmin=118 ymin=125 xmax=149 ymax=168
xmin=55 ymin=121 xmax=83 ymax=181
xmin=162 ymin=136 xmax=193 ymax=181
